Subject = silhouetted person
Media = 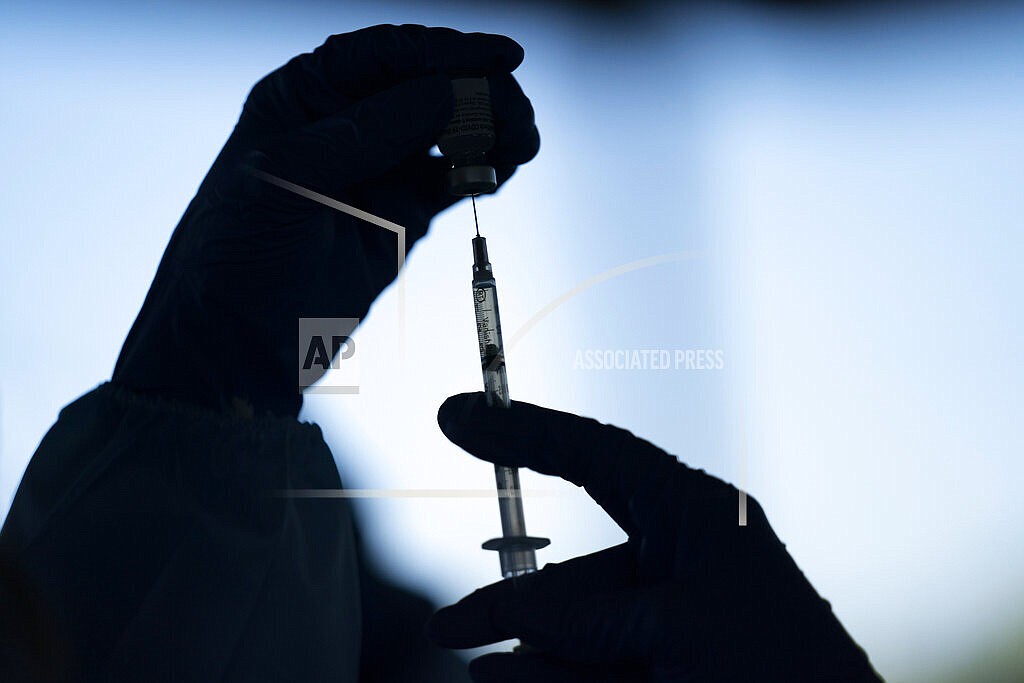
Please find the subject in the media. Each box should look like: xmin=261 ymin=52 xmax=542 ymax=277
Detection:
xmin=1 ymin=24 xmax=533 ymax=682
xmin=0 ymin=23 xmax=879 ymax=682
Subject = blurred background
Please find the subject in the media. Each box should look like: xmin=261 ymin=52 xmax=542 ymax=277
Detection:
xmin=2 ymin=1 xmax=1022 ymax=680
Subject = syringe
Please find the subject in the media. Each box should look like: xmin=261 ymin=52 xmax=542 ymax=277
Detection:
xmin=470 ymin=200 xmax=549 ymax=578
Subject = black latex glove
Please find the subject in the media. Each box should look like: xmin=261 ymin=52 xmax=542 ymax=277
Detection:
xmin=112 ymin=25 xmax=539 ymax=416
xmin=429 ymin=393 xmax=882 ymax=683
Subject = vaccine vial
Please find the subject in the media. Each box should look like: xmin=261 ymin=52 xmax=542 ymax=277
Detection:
xmin=437 ymin=77 xmax=498 ymax=196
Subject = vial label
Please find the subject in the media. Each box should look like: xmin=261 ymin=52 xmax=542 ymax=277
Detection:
xmin=439 ymin=78 xmax=496 ymax=152
xmin=473 ymin=286 xmax=502 ymax=362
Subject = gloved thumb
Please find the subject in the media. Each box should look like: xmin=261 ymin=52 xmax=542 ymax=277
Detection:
xmin=256 ymin=72 xmax=453 ymax=194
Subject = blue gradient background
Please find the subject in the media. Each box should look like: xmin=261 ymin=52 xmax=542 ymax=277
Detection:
xmin=2 ymin=2 xmax=1023 ymax=680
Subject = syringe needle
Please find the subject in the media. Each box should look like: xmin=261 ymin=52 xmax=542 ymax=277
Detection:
xmin=472 ymin=195 xmax=480 ymax=237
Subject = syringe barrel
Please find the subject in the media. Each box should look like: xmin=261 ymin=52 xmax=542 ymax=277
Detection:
xmin=495 ymin=464 xmax=527 ymax=536
xmin=471 ymin=236 xmax=540 ymax=577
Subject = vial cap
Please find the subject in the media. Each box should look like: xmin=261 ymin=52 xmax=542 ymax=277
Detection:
xmin=446 ymin=165 xmax=497 ymax=196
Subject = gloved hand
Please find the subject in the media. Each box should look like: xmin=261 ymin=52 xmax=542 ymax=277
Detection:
xmin=430 ymin=393 xmax=882 ymax=682
xmin=112 ymin=25 xmax=539 ymax=416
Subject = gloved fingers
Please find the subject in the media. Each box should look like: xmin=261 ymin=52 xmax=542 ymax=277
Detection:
xmin=347 ymin=71 xmax=538 ymax=224
xmin=629 ymin=472 xmax=690 ymax=583
xmin=315 ymin=25 xmax=524 ymax=97
xmin=254 ymin=72 xmax=453 ymax=198
xmin=432 ymin=550 xmax=671 ymax=663
xmin=243 ymin=25 xmax=524 ymax=129
xmin=438 ymin=392 xmax=690 ymax=535
xmin=488 ymin=583 xmax=673 ymax=664
xmin=428 ymin=545 xmax=635 ymax=649
xmin=338 ymin=153 xmax=451 ymax=236
xmin=488 ymin=72 xmax=541 ymax=169
xmin=467 ymin=652 xmax=648 ymax=683
xmin=353 ymin=154 xmax=505 ymax=233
